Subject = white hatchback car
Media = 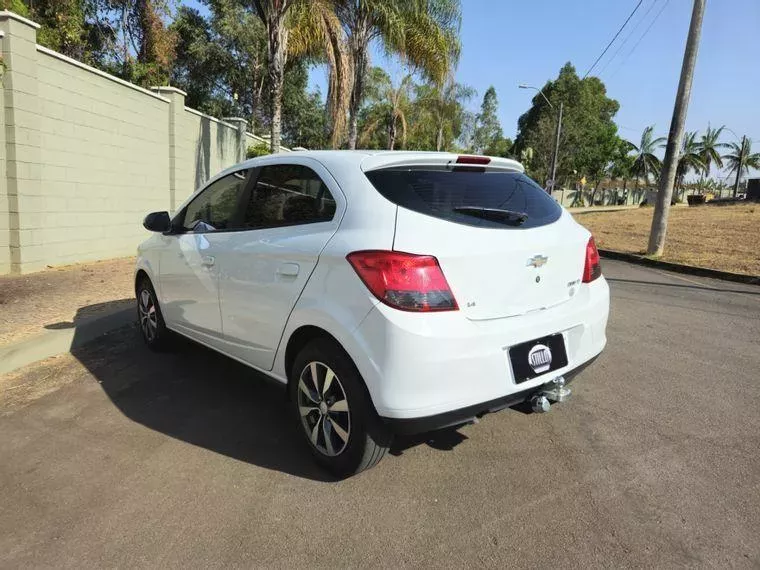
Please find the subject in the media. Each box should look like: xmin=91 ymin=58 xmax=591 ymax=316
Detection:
xmin=136 ymin=151 xmax=609 ymax=476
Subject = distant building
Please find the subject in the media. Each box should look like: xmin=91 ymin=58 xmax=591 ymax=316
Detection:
xmin=748 ymin=178 xmax=760 ymax=200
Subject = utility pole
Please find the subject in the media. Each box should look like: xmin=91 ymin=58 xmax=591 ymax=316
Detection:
xmin=733 ymin=135 xmax=746 ymax=198
xmin=550 ymin=102 xmax=563 ymax=193
xmin=647 ymin=0 xmax=706 ymax=256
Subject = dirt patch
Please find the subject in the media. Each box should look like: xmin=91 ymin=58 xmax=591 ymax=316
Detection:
xmin=574 ymin=203 xmax=760 ymax=276
xmin=0 ymin=257 xmax=135 ymax=345
xmin=0 ymin=352 xmax=83 ymax=414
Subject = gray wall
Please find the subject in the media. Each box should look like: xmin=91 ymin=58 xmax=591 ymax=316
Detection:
xmin=0 ymin=11 xmax=288 ymax=274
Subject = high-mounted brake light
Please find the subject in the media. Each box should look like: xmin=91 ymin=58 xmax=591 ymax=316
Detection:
xmin=346 ymin=251 xmax=458 ymax=312
xmin=456 ymin=155 xmax=491 ymax=165
xmin=582 ymin=236 xmax=602 ymax=283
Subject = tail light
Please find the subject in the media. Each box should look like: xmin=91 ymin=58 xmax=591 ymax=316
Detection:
xmin=582 ymin=236 xmax=602 ymax=283
xmin=346 ymin=250 xmax=458 ymax=312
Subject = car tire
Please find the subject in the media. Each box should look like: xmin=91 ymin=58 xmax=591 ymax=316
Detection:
xmin=136 ymin=278 xmax=171 ymax=351
xmin=290 ymin=338 xmax=390 ymax=478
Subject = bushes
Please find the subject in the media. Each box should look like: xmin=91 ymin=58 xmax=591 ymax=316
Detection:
xmin=246 ymin=142 xmax=270 ymax=159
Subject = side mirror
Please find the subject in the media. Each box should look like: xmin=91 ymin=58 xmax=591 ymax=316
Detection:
xmin=143 ymin=211 xmax=171 ymax=233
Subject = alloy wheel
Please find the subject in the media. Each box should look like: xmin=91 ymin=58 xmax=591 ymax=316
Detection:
xmin=297 ymin=361 xmax=351 ymax=457
xmin=138 ymin=288 xmax=158 ymax=342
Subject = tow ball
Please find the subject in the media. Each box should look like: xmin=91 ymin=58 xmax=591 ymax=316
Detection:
xmin=529 ymin=376 xmax=571 ymax=413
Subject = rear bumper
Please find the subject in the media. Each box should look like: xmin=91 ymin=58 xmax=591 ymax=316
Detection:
xmin=381 ymin=354 xmax=600 ymax=436
xmin=351 ymin=276 xmax=609 ymax=420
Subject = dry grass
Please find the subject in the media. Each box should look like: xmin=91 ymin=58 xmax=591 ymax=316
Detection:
xmin=0 ymin=257 xmax=135 ymax=345
xmin=574 ymin=203 xmax=760 ymax=276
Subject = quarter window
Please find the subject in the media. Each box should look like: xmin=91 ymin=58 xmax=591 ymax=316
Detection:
xmin=241 ymin=165 xmax=336 ymax=229
xmin=182 ymin=170 xmax=248 ymax=232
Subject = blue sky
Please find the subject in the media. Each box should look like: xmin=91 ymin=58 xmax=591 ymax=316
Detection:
xmin=310 ymin=0 xmax=758 ymax=179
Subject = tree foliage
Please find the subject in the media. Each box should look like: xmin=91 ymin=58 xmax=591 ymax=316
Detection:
xmin=676 ymin=131 xmax=705 ymax=194
xmin=358 ymin=71 xmax=413 ymax=150
xmin=515 ymin=63 xmax=621 ymax=186
xmin=171 ymin=2 xmax=267 ymax=121
xmin=697 ymin=125 xmax=728 ymax=178
xmin=628 ymin=125 xmax=665 ymax=187
xmin=357 ymin=68 xmax=474 ymax=152
xmin=724 ymin=137 xmax=760 ymax=196
xmin=471 ymin=86 xmax=500 ymax=154
xmin=406 ymin=79 xmax=473 ymax=151
xmin=336 ymin=0 xmax=462 ymax=149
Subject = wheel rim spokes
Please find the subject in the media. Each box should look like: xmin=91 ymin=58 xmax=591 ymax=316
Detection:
xmin=138 ymin=289 xmax=157 ymax=341
xmin=297 ymin=361 xmax=350 ymax=457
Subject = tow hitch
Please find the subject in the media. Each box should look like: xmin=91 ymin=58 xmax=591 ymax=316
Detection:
xmin=529 ymin=376 xmax=571 ymax=413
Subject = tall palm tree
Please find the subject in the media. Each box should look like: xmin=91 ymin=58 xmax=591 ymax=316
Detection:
xmin=697 ymin=124 xmax=728 ymax=181
xmin=359 ymin=74 xmax=413 ymax=150
xmin=251 ymin=0 xmax=350 ymax=152
xmin=336 ymin=0 xmax=462 ymax=150
xmin=288 ymin=2 xmax=352 ymax=148
xmin=676 ymin=131 xmax=705 ymax=198
xmin=724 ymin=137 xmax=760 ymax=197
xmin=628 ymin=125 xmax=666 ymax=190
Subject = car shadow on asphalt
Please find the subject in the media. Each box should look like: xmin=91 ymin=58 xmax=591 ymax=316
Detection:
xmin=70 ymin=308 xmax=468 ymax=482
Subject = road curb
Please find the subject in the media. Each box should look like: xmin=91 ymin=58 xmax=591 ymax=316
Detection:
xmin=599 ymin=249 xmax=760 ymax=286
xmin=0 ymin=308 xmax=134 ymax=376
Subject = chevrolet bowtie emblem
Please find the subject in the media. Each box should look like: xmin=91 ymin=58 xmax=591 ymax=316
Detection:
xmin=527 ymin=255 xmax=548 ymax=268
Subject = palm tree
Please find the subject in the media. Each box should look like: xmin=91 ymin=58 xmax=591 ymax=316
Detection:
xmin=417 ymin=77 xmax=474 ymax=151
xmin=676 ymin=131 xmax=705 ymax=198
xmin=251 ymin=0 xmax=350 ymax=152
xmin=697 ymin=124 xmax=728 ymax=181
xmin=288 ymin=2 xmax=352 ymax=148
xmin=628 ymin=125 xmax=665 ymax=192
xmin=359 ymin=74 xmax=413 ymax=150
xmin=724 ymin=137 xmax=760 ymax=197
xmin=336 ymin=0 xmax=462 ymax=150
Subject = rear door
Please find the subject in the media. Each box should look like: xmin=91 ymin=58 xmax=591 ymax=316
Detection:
xmin=364 ymin=165 xmax=588 ymax=320
xmin=216 ymin=160 xmax=343 ymax=370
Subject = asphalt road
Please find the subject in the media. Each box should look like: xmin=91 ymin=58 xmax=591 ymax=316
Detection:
xmin=1 ymin=260 xmax=759 ymax=568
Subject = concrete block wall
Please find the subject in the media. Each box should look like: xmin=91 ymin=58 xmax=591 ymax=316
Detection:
xmin=34 ymin=46 xmax=171 ymax=267
xmin=175 ymin=107 xmax=243 ymax=206
xmin=0 ymin=10 xmax=289 ymax=274
xmin=0 ymin=27 xmax=8 ymax=274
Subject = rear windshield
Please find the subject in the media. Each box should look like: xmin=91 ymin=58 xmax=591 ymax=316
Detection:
xmin=364 ymin=169 xmax=562 ymax=229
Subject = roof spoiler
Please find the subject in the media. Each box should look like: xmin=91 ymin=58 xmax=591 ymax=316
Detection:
xmin=360 ymin=152 xmax=524 ymax=173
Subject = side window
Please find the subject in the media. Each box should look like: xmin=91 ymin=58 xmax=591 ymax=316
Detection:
xmin=241 ymin=164 xmax=337 ymax=229
xmin=182 ymin=170 xmax=248 ymax=232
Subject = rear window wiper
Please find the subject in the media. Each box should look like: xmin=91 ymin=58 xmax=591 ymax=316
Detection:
xmin=452 ymin=206 xmax=528 ymax=225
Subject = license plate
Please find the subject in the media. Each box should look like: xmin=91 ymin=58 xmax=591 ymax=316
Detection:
xmin=509 ymin=333 xmax=568 ymax=384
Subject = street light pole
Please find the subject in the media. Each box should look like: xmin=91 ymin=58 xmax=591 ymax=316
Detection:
xmin=519 ymin=84 xmax=563 ymax=192
xmin=550 ymin=102 xmax=563 ymax=194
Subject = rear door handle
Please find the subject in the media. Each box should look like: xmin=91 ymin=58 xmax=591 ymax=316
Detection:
xmin=201 ymin=255 xmax=215 ymax=267
xmin=277 ymin=262 xmax=300 ymax=277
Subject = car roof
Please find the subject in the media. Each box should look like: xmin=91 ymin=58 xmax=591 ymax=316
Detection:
xmin=235 ymin=150 xmax=525 ymax=174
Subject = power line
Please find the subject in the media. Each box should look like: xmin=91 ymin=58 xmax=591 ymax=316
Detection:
xmin=608 ymin=0 xmax=671 ymax=80
xmin=597 ymin=0 xmax=660 ymax=77
xmin=583 ymin=0 xmax=644 ymax=79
